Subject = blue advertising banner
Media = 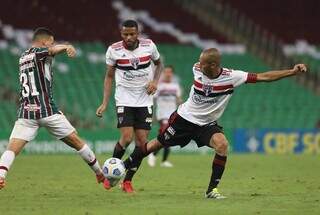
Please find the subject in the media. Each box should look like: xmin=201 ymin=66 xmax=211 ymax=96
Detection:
xmin=234 ymin=129 xmax=320 ymax=154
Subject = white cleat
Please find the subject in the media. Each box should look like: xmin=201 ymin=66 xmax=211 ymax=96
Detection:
xmin=148 ymin=153 xmax=156 ymax=167
xmin=205 ymin=188 xmax=227 ymax=199
xmin=160 ymin=161 xmax=173 ymax=168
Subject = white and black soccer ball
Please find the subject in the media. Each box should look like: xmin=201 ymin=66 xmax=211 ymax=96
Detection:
xmin=102 ymin=158 xmax=126 ymax=186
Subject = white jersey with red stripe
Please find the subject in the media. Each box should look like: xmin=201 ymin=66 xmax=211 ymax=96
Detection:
xmin=155 ymin=81 xmax=181 ymax=121
xmin=177 ymin=62 xmax=257 ymax=125
xmin=106 ymin=38 xmax=160 ymax=107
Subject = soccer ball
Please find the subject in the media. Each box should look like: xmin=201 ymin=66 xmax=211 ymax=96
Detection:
xmin=102 ymin=158 xmax=126 ymax=187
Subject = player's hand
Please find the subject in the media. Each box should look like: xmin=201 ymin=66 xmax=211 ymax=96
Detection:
xmin=146 ymin=81 xmax=158 ymax=95
xmin=66 ymin=45 xmax=76 ymax=58
xmin=96 ymin=103 xmax=107 ymax=118
xmin=292 ymin=64 xmax=307 ymax=74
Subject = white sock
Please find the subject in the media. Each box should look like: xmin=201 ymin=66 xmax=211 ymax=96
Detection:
xmin=78 ymin=144 xmax=102 ymax=175
xmin=0 ymin=150 xmax=15 ymax=178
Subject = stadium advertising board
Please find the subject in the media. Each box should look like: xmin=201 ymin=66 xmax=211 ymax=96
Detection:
xmin=234 ymin=129 xmax=320 ymax=154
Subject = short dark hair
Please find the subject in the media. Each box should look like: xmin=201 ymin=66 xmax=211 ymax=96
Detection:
xmin=165 ymin=65 xmax=175 ymax=72
xmin=121 ymin=20 xmax=138 ymax=30
xmin=33 ymin=27 xmax=54 ymax=41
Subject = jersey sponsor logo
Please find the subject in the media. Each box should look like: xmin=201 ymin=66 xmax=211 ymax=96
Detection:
xmin=24 ymin=104 xmax=40 ymax=111
xmin=20 ymin=62 xmax=35 ymax=71
xmin=192 ymin=94 xmax=218 ymax=104
xmin=123 ymin=71 xmax=148 ymax=80
xmin=19 ymin=53 xmax=35 ymax=64
xmin=129 ymin=57 xmax=140 ymax=69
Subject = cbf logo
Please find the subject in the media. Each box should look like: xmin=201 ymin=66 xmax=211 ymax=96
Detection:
xmin=129 ymin=58 xmax=140 ymax=69
xmin=203 ymin=84 xmax=213 ymax=96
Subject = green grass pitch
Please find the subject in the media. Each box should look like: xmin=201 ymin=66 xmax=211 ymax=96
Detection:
xmin=0 ymin=154 xmax=319 ymax=215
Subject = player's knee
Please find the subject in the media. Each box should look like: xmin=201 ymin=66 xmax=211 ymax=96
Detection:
xmin=135 ymin=136 xmax=148 ymax=146
xmin=121 ymin=132 xmax=133 ymax=146
xmin=216 ymin=141 xmax=228 ymax=155
xmin=212 ymin=134 xmax=229 ymax=155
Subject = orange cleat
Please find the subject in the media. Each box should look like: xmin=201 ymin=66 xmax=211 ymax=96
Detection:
xmin=0 ymin=178 xmax=6 ymax=189
xmin=96 ymin=174 xmax=111 ymax=190
xmin=121 ymin=180 xmax=134 ymax=193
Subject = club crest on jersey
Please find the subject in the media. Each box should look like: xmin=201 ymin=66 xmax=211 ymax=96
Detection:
xmin=129 ymin=58 xmax=140 ymax=69
xmin=202 ymin=84 xmax=213 ymax=96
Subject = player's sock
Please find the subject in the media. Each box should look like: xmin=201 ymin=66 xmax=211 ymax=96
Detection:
xmin=112 ymin=142 xmax=126 ymax=159
xmin=123 ymin=144 xmax=148 ymax=169
xmin=206 ymin=154 xmax=227 ymax=194
xmin=123 ymin=144 xmax=148 ymax=181
xmin=162 ymin=147 xmax=170 ymax=162
xmin=123 ymin=159 xmax=142 ymax=182
xmin=0 ymin=150 xmax=15 ymax=178
xmin=77 ymin=144 xmax=102 ymax=175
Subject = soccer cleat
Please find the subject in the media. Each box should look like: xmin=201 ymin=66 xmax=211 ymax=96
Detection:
xmin=121 ymin=180 xmax=134 ymax=193
xmin=147 ymin=153 xmax=156 ymax=167
xmin=205 ymin=188 xmax=226 ymax=199
xmin=96 ymin=174 xmax=111 ymax=190
xmin=103 ymin=179 xmax=111 ymax=190
xmin=160 ymin=161 xmax=173 ymax=168
xmin=0 ymin=177 xmax=5 ymax=189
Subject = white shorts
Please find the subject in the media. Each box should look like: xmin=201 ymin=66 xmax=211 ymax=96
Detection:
xmin=10 ymin=114 xmax=76 ymax=141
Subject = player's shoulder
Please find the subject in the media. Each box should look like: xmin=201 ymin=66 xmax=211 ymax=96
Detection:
xmin=221 ymin=67 xmax=233 ymax=76
xmin=139 ymin=38 xmax=156 ymax=47
xmin=193 ymin=62 xmax=201 ymax=72
xmin=109 ymin=41 xmax=124 ymax=51
xmin=222 ymin=67 xmax=246 ymax=77
xmin=33 ymin=47 xmax=48 ymax=54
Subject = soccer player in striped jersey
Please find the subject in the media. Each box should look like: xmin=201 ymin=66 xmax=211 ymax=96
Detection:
xmin=122 ymin=48 xmax=307 ymax=199
xmin=0 ymin=28 xmax=110 ymax=190
xmin=148 ymin=65 xmax=182 ymax=167
xmin=96 ymin=20 xmax=163 ymax=193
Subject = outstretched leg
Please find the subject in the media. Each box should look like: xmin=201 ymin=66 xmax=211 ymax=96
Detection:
xmin=124 ymin=138 xmax=163 ymax=171
xmin=61 ymin=131 xmax=110 ymax=189
xmin=0 ymin=138 xmax=28 ymax=189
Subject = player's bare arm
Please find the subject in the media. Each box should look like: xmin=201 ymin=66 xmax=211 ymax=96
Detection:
xmin=146 ymin=59 xmax=164 ymax=95
xmin=256 ymin=64 xmax=307 ymax=82
xmin=96 ymin=65 xmax=116 ymax=117
xmin=48 ymin=44 xmax=76 ymax=57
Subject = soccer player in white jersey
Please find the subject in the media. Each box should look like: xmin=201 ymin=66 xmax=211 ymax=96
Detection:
xmin=96 ymin=20 xmax=163 ymax=193
xmin=148 ymin=66 xmax=182 ymax=167
xmin=122 ymin=48 xmax=307 ymax=199
xmin=0 ymin=28 xmax=109 ymax=190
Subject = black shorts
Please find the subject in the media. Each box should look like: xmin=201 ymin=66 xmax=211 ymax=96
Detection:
xmin=157 ymin=111 xmax=223 ymax=148
xmin=116 ymin=106 xmax=153 ymax=130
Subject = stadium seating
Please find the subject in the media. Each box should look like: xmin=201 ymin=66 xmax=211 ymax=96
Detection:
xmin=1 ymin=43 xmax=319 ymax=131
xmin=223 ymin=0 xmax=320 ymax=44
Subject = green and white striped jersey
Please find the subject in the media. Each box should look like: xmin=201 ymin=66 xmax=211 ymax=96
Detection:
xmin=17 ymin=47 xmax=59 ymax=119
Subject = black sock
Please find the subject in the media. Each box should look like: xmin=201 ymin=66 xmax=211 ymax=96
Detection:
xmin=112 ymin=142 xmax=125 ymax=159
xmin=206 ymin=154 xmax=227 ymax=194
xmin=123 ymin=145 xmax=147 ymax=181
xmin=162 ymin=147 xmax=170 ymax=162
